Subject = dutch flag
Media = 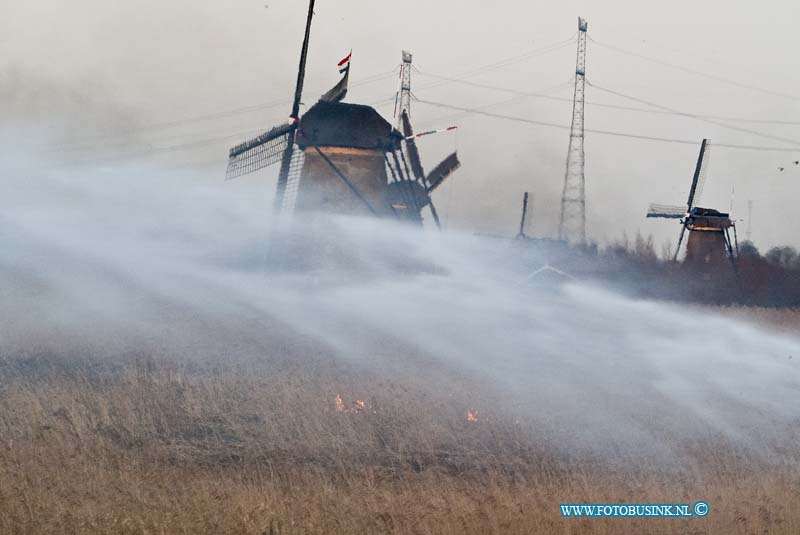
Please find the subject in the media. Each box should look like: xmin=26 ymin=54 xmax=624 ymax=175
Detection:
xmin=338 ymin=51 xmax=352 ymax=74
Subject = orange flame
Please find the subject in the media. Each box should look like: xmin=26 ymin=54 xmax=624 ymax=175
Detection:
xmin=466 ymin=409 xmax=479 ymax=423
xmin=335 ymin=395 xmax=369 ymax=414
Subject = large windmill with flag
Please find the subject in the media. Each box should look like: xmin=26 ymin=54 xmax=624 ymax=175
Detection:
xmin=225 ymin=1 xmax=461 ymax=224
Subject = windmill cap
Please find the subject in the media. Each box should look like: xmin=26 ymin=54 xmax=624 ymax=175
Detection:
xmin=297 ymin=101 xmax=401 ymax=151
xmin=690 ymin=207 xmax=729 ymax=218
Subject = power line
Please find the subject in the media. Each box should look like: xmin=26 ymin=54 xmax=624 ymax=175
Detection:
xmin=416 ymin=77 xmax=576 ymax=130
xmin=53 ymin=128 xmax=265 ymax=167
xmin=49 ymin=36 xmax=579 ymax=154
xmin=56 ymin=35 xmax=580 ymax=152
xmin=587 ymin=81 xmax=800 ymax=148
xmin=50 ymin=35 xmax=582 ymax=158
xmin=418 ymin=34 xmax=577 ymax=76
xmin=413 ymin=98 xmax=800 ymax=152
xmin=409 ymin=34 xmax=577 ymax=94
xmin=49 ymin=92 xmax=544 ymax=168
xmin=414 ymin=70 xmax=572 ymax=100
xmin=70 ymin=93 xmax=800 ymax=168
xmin=414 ymin=70 xmax=800 ymax=125
xmin=49 ymin=69 xmax=401 ymax=152
xmin=589 ymin=37 xmax=800 ymax=102
xmin=47 ymin=33 xmax=582 ymax=157
xmin=51 ymin=93 xmax=800 ymax=170
xmin=49 ymin=30 xmax=800 ymax=170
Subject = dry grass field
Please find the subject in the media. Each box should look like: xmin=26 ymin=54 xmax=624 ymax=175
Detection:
xmin=1 ymin=305 xmax=800 ymax=535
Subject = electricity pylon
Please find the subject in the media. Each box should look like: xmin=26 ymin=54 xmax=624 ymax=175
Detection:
xmin=558 ymin=17 xmax=588 ymax=244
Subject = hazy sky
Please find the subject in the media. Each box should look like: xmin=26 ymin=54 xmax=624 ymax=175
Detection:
xmin=3 ymin=0 xmax=800 ymax=250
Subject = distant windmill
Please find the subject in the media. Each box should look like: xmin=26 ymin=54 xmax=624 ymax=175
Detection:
xmin=647 ymin=139 xmax=738 ymax=265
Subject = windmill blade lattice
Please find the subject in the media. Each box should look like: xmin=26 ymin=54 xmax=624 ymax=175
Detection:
xmin=280 ymin=148 xmax=306 ymax=212
xmin=226 ymin=122 xmax=298 ymax=180
xmin=426 ymin=152 xmax=461 ymax=193
xmin=647 ymin=204 xmax=687 ymax=219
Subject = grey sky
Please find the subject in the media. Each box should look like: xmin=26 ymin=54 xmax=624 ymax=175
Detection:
xmin=3 ymin=0 xmax=799 ymax=250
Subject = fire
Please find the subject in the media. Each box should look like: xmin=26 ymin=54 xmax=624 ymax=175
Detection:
xmin=466 ymin=409 xmax=479 ymax=423
xmin=335 ymin=395 xmax=369 ymax=413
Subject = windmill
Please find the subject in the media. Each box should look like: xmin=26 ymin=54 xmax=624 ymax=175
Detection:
xmin=225 ymin=5 xmax=460 ymax=224
xmin=647 ymin=139 xmax=738 ymax=265
xmin=283 ymin=74 xmax=459 ymax=223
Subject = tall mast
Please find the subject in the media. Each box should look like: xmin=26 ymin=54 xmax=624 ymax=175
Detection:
xmin=396 ymin=50 xmax=413 ymax=129
xmin=517 ymin=192 xmax=530 ymax=239
xmin=558 ymin=17 xmax=588 ymax=244
xmin=274 ymin=0 xmax=316 ymax=211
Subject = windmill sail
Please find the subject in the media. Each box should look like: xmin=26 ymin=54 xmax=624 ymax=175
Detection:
xmin=426 ymin=152 xmax=461 ymax=193
xmin=399 ymin=110 xmax=461 ymax=228
xmin=647 ymin=204 xmax=687 ymax=219
xmin=280 ymin=148 xmax=306 ymax=212
xmin=686 ymin=139 xmax=710 ymax=211
xmin=226 ymin=122 xmax=297 ymax=180
xmin=401 ymin=112 xmax=426 ymax=181
xmin=225 ymin=0 xmax=315 ymax=210
xmin=273 ymin=0 xmax=315 ymax=209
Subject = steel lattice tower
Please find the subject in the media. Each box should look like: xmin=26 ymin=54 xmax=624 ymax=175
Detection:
xmin=558 ymin=17 xmax=588 ymax=244
xmin=396 ymin=51 xmax=413 ymax=129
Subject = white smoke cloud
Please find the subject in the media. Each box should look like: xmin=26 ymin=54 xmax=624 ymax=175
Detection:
xmin=2 ymin=139 xmax=799 ymax=468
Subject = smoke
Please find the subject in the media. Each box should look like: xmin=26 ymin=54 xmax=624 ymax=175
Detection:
xmin=2 ymin=136 xmax=800 ymax=467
